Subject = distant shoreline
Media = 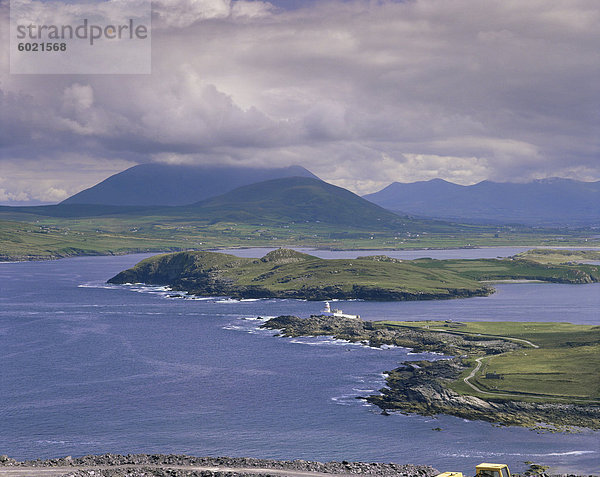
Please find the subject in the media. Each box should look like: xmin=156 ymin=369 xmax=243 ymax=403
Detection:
xmin=4 ymin=244 xmax=600 ymax=263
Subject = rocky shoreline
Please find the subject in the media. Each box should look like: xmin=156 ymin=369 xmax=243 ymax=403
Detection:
xmin=366 ymin=359 xmax=600 ymax=430
xmin=106 ymin=249 xmax=495 ymax=302
xmin=0 ymin=454 xmax=594 ymax=477
xmin=262 ymin=315 xmax=600 ymax=430
xmin=261 ymin=315 xmax=519 ymax=356
xmin=0 ymin=454 xmax=437 ymax=477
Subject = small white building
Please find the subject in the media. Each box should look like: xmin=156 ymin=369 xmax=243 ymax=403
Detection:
xmin=321 ymin=301 xmax=360 ymax=319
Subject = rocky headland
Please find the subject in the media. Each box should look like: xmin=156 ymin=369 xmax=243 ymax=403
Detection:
xmin=107 ymin=249 xmax=600 ymax=301
xmin=107 ymin=249 xmax=497 ymax=301
xmin=262 ymin=315 xmax=600 ymax=430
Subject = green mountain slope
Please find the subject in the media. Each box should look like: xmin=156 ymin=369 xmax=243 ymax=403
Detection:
xmin=0 ymin=177 xmax=453 ymax=232
xmin=184 ymin=176 xmax=408 ymax=228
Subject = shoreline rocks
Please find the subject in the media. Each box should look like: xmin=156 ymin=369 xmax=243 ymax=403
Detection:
xmin=0 ymin=454 xmax=438 ymax=477
xmin=0 ymin=454 xmax=594 ymax=477
xmin=367 ymin=359 xmax=600 ymax=430
xmin=262 ymin=315 xmax=600 ymax=430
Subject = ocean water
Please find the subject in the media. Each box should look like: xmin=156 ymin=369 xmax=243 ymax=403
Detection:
xmin=0 ymin=253 xmax=598 ymax=474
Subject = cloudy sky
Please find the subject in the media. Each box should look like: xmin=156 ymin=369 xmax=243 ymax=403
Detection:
xmin=1 ymin=0 xmax=598 ymax=205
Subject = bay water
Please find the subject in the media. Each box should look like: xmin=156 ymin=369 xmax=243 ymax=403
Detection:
xmin=1 ymin=250 xmax=598 ymax=474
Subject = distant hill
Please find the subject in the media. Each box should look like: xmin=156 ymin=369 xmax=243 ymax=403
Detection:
xmin=184 ymin=176 xmax=410 ymax=229
xmin=61 ymin=163 xmax=318 ymax=206
xmin=364 ymin=178 xmax=600 ymax=225
xmin=6 ymin=176 xmax=457 ymax=232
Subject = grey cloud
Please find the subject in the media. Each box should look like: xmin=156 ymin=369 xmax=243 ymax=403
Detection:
xmin=0 ymin=0 xmax=599 ymax=203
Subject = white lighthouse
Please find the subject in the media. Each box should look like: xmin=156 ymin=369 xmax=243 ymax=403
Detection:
xmin=321 ymin=301 xmax=360 ymax=319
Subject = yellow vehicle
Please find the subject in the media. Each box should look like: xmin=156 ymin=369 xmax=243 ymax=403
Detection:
xmin=436 ymin=463 xmax=511 ymax=477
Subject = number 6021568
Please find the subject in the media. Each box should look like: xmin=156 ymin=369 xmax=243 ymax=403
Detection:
xmin=18 ymin=42 xmax=67 ymax=52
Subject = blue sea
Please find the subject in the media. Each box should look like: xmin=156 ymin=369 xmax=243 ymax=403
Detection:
xmin=1 ymin=249 xmax=598 ymax=474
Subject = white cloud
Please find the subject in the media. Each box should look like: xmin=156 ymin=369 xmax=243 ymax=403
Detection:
xmin=0 ymin=154 xmax=136 ymax=204
xmin=153 ymin=0 xmax=231 ymax=28
xmin=62 ymin=83 xmax=94 ymax=111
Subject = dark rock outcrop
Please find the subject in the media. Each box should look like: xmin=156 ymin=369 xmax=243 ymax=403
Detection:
xmin=368 ymin=360 xmax=600 ymax=430
xmin=263 ymin=315 xmax=600 ymax=430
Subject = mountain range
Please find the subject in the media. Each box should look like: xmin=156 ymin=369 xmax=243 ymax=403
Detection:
xmin=364 ymin=178 xmax=600 ymax=225
xmin=61 ymin=163 xmax=317 ymax=206
xmin=6 ymin=163 xmax=597 ymax=228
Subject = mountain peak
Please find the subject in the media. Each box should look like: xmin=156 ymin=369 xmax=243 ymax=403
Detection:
xmin=190 ymin=176 xmax=406 ymax=229
xmin=61 ymin=163 xmax=319 ymax=206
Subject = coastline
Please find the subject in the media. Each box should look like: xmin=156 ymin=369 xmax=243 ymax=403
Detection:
xmin=4 ymin=244 xmax=600 ymax=263
xmin=0 ymin=454 xmax=438 ymax=477
xmin=0 ymin=454 xmax=594 ymax=477
xmin=261 ymin=315 xmax=600 ymax=430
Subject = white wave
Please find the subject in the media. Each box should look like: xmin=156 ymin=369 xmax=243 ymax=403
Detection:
xmin=78 ymin=283 xmax=120 ymax=289
xmin=135 ymin=285 xmax=171 ymax=293
xmin=288 ymin=337 xmax=362 ymax=347
xmin=533 ymin=450 xmax=596 ymax=457
xmin=246 ymin=328 xmax=275 ymax=335
xmin=445 ymin=450 xmax=595 ymax=458
xmin=286 ymin=335 xmax=367 ymax=348
xmin=221 ymin=318 xmax=275 ymax=336
xmin=330 ymin=394 xmax=357 ymax=406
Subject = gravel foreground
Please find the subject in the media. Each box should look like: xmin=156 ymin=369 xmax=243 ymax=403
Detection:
xmin=0 ymin=454 xmax=593 ymax=477
xmin=0 ymin=454 xmax=437 ymax=477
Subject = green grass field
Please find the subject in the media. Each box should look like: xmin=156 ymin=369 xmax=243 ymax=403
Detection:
xmin=110 ymin=249 xmax=599 ymax=302
xmin=474 ymin=347 xmax=600 ymax=400
xmin=110 ymin=249 xmax=492 ymax=299
xmin=2 ymin=214 xmax=598 ymax=261
xmin=410 ymin=257 xmax=600 ymax=283
xmin=515 ymin=248 xmax=600 ymax=264
xmin=376 ymin=320 xmax=600 ymax=403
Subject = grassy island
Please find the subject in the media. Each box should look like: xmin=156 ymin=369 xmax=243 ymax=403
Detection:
xmin=107 ymin=248 xmax=600 ymax=301
xmin=262 ymin=317 xmax=600 ymax=429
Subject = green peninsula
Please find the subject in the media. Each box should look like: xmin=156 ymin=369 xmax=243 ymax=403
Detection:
xmin=107 ymin=248 xmax=600 ymax=300
xmin=262 ymin=316 xmax=600 ymax=429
